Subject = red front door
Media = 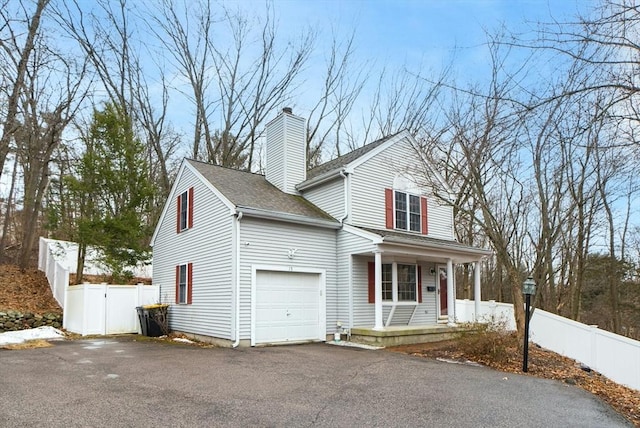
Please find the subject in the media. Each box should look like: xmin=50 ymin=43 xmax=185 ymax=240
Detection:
xmin=439 ymin=267 xmax=448 ymax=316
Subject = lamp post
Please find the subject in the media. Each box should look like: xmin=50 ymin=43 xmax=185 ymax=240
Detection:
xmin=522 ymin=276 xmax=536 ymax=373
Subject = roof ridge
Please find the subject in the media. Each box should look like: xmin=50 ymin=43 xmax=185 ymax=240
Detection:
xmin=185 ymin=158 xmax=265 ymax=177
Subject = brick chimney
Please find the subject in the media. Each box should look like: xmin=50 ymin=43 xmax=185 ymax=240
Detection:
xmin=265 ymin=108 xmax=307 ymax=194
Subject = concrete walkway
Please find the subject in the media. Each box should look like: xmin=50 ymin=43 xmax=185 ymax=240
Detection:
xmin=0 ymin=339 xmax=631 ymax=427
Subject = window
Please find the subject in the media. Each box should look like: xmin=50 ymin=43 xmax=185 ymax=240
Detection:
xmin=382 ymin=264 xmax=392 ymax=300
xmin=176 ymin=187 xmax=194 ymax=233
xmin=175 ymin=263 xmax=193 ymax=304
xmin=387 ymin=189 xmax=427 ymax=234
xmin=369 ymin=262 xmax=421 ymax=303
xmin=394 ymin=191 xmax=421 ymax=232
xmin=397 ymin=264 xmax=417 ymax=301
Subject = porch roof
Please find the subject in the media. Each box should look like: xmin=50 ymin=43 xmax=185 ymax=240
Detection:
xmin=353 ymin=226 xmax=493 ymax=263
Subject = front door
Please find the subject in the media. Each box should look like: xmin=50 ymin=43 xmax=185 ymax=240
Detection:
xmin=438 ymin=266 xmax=448 ymax=316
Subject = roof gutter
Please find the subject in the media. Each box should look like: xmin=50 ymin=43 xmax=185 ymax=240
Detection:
xmin=380 ymin=237 xmax=493 ymax=257
xmin=296 ymin=168 xmax=344 ymax=191
xmin=237 ymin=207 xmax=341 ymax=229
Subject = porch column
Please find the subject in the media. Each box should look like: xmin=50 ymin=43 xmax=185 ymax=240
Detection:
xmin=474 ymin=261 xmax=481 ymax=322
xmin=374 ymin=251 xmax=383 ymax=330
xmin=447 ymin=258 xmax=455 ymax=325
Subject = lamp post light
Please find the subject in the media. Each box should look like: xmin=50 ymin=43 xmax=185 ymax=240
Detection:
xmin=522 ymin=276 xmax=536 ymax=373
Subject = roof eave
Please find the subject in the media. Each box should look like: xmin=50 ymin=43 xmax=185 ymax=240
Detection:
xmin=296 ymin=168 xmax=344 ymax=191
xmin=237 ymin=206 xmax=341 ymax=229
xmin=380 ymin=236 xmax=493 ymax=258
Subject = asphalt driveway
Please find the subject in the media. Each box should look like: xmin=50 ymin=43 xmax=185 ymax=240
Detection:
xmin=0 ymin=338 xmax=631 ymax=427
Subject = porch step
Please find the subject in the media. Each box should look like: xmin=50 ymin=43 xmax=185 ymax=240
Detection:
xmin=348 ymin=325 xmax=471 ymax=347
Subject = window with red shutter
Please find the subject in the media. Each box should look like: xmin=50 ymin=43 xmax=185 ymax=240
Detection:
xmin=177 ymin=187 xmax=194 ymax=233
xmin=389 ymin=189 xmax=426 ymax=234
xmin=176 ymin=263 xmax=193 ymax=304
xmin=421 ymin=197 xmax=428 ymax=235
xmin=384 ymin=189 xmax=393 ymax=229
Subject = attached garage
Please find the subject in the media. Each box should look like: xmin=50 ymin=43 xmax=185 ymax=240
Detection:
xmin=252 ymin=269 xmax=326 ymax=346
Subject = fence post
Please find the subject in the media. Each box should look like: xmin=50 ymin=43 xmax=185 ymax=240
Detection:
xmin=590 ymin=325 xmax=598 ymax=370
xmin=488 ymin=300 xmax=496 ymax=322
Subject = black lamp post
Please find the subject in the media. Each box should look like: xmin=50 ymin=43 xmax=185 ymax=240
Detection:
xmin=522 ymin=276 xmax=536 ymax=373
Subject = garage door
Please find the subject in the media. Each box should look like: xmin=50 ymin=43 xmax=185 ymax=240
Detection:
xmin=255 ymin=271 xmax=321 ymax=345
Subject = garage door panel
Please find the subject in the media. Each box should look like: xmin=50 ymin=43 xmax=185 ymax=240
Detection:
xmin=255 ymin=270 xmax=322 ymax=345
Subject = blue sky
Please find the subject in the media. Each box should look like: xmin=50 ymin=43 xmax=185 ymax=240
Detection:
xmin=211 ymin=0 xmax=595 ymax=121
xmin=255 ymin=0 xmax=592 ymax=71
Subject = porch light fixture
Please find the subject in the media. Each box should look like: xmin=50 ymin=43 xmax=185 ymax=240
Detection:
xmin=522 ymin=276 xmax=536 ymax=373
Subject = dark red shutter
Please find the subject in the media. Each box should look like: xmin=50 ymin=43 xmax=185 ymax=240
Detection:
xmin=368 ymin=262 xmax=375 ymax=303
xmin=421 ymin=196 xmax=428 ymax=235
xmin=187 ymin=262 xmax=193 ymax=304
xmin=417 ymin=265 xmax=423 ymax=303
xmin=176 ymin=194 xmax=182 ymax=233
xmin=385 ymin=188 xmax=393 ymax=229
xmin=175 ymin=265 xmax=180 ymax=303
xmin=188 ymin=187 xmax=194 ymax=229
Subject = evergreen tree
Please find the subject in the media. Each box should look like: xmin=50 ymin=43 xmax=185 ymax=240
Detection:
xmin=69 ymin=103 xmax=155 ymax=282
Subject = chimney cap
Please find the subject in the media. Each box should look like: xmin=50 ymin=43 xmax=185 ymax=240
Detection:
xmin=282 ymin=107 xmax=292 ymax=114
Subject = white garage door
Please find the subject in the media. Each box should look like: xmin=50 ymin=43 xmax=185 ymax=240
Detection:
xmin=255 ymin=271 xmax=321 ymax=345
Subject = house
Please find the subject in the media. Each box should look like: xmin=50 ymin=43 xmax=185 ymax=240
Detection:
xmin=151 ymin=108 xmax=492 ymax=346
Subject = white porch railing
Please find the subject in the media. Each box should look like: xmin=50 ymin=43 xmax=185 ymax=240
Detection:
xmin=456 ymin=299 xmax=640 ymax=392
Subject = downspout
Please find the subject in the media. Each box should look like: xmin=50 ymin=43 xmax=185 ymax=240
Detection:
xmin=232 ymin=210 xmax=243 ymax=348
xmin=339 ymin=170 xmax=349 ymax=224
xmin=339 ymin=170 xmax=354 ymax=333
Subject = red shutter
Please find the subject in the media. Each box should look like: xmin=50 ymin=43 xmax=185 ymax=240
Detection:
xmin=385 ymin=188 xmax=393 ymax=229
xmin=421 ymin=196 xmax=428 ymax=235
xmin=417 ymin=265 xmax=423 ymax=303
xmin=188 ymin=187 xmax=194 ymax=229
xmin=187 ymin=262 xmax=193 ymax=304
xmin=368 ymin=262 xmax=375 ymax=303
xmin=176 ymin=194 xmax=182 ymax=233
xmin=175 ymin=265 xmax=180 ymax=303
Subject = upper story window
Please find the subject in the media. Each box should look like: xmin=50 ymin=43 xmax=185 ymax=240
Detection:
xmin=386 ymin=187 xmax=428 ymax=234
xmin=177 ymin=187 xmax=194 ymax=233
xmin=394 ymin=191 xmax=421 ymax=232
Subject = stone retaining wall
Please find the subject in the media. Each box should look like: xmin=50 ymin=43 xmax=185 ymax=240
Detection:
xmin=0 ymin=310 xmax=63 ymax=332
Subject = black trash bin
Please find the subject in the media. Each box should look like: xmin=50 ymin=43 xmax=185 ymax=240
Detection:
xmin=136 ymin=306 xmax=148 ymax=336
xmin=136 ymin=304 xmax=168 ymax=337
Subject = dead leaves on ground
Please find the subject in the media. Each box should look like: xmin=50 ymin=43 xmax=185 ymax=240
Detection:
xmin=390 ymin=340 xmax=640 ymax=426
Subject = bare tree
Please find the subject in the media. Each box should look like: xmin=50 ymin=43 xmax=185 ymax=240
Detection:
xmin=0 ymin=0 xmax=50 ymax=194
xmin=305 ymin=29 xmax=369 ymax=165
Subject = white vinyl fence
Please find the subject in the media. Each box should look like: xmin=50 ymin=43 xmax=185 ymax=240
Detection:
xmin=64 ymin=283 xmax=159 ymax=335
xmin=38 ymin=237 xmax=159 ymax=336
xmin=456 ymin=299 xmax=640 ymax=392
xmin=38 ymin=237 xmax=152 ymax=280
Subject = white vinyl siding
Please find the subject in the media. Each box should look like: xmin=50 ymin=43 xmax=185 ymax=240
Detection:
xmin=409 ymin=266 xmax=438 ymax=325
xmin=336 ymin=229 xmax=376 ymax=329
xmin=265 ymin=112 xmax=306 ymax=194
xmin=352 ymin=256 xmax=374 ymax=327
xmin=152 ymin=167 xmax=234 ymax=339
xmin=302 ymin=176 xmax=344 ymax=220
xmin=265 ymin=118 xmax=285 ymax=191
xmin=426 ymin=199 xmax=454 ymax=240
xmin=348 ymin=136 xmax=454 ymax=240
xmin=239 ymin=218 xmax=337 ymax=339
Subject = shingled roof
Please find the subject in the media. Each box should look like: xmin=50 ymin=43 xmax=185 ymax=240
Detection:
xmin=305 ymin=132 xmax=401 ymax=180
xmin=187 ymin=159 xmax=336 ymax=222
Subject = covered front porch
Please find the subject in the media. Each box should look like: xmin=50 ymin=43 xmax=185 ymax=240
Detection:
xmin=342 ymin=226 xmax=493 ymax=345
